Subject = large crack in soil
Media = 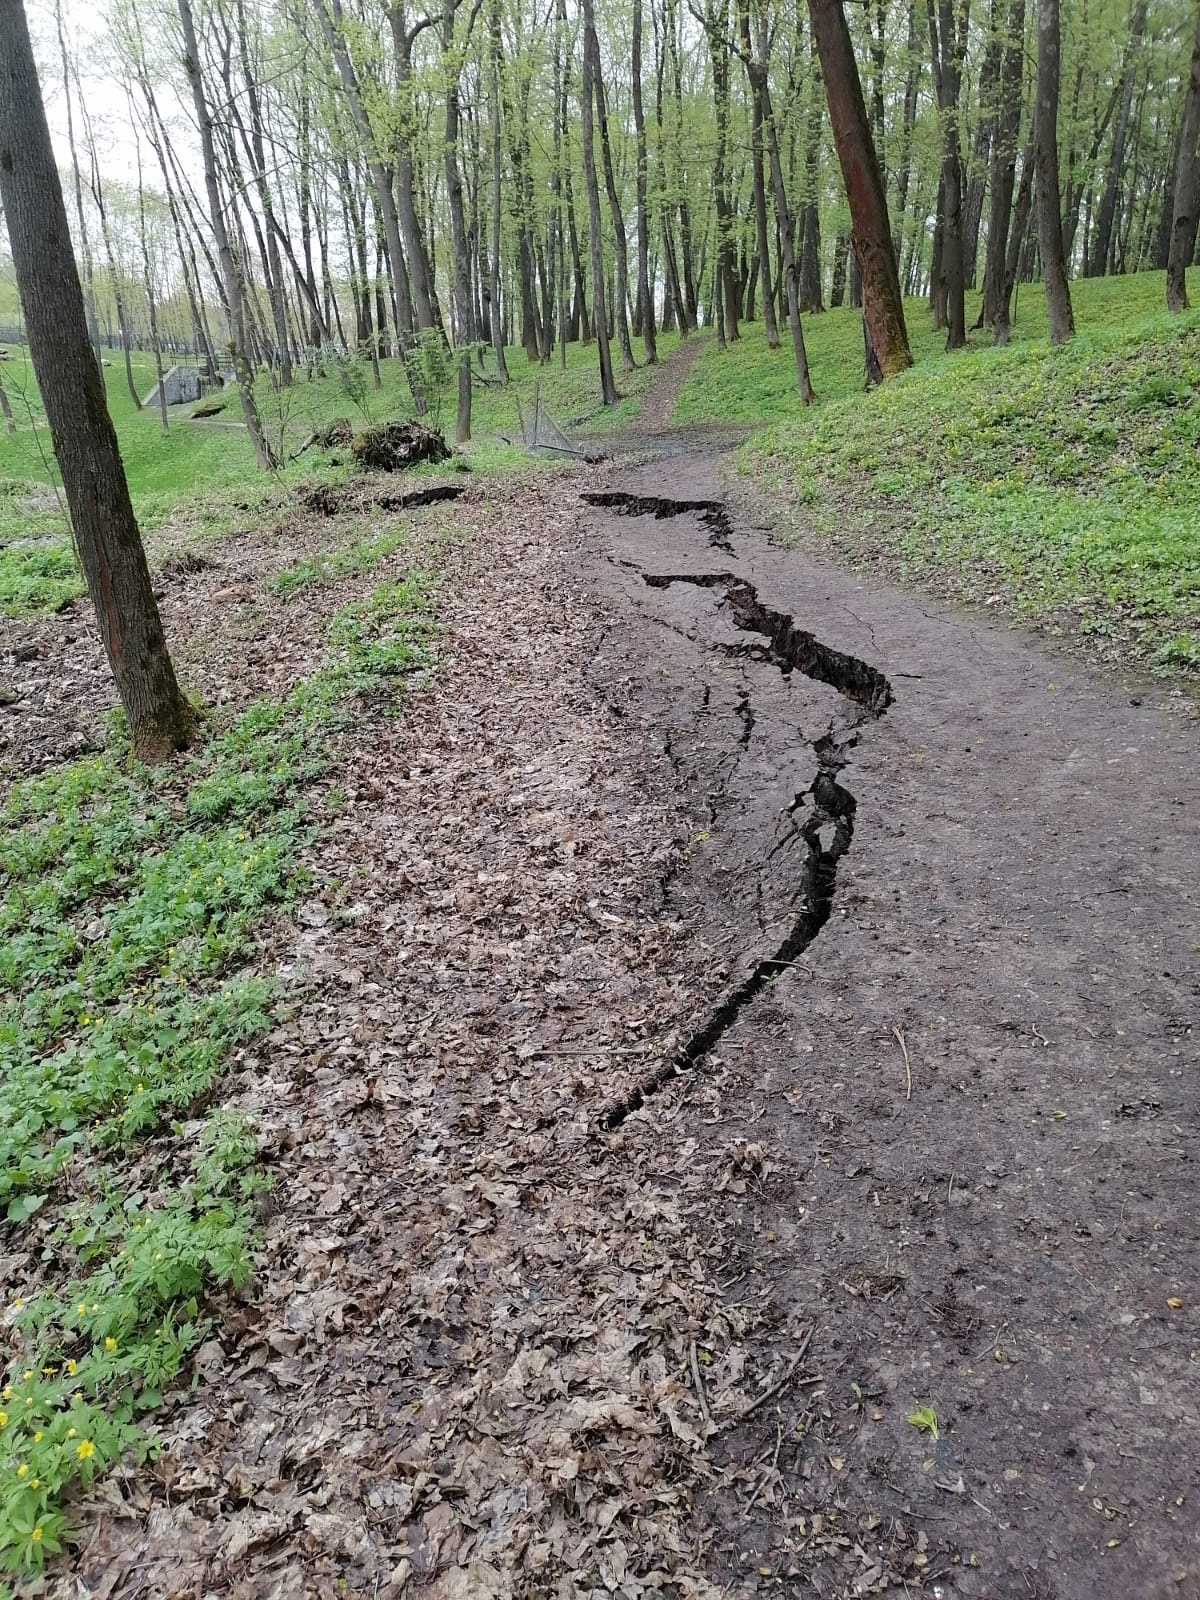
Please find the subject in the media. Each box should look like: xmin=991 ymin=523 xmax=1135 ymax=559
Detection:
xmin=584 ymin=496 xmax=892 ymax=1131
xmin=582 ymin=490 xmax=736 ymax=552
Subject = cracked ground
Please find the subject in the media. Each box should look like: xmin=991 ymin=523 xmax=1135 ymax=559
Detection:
xmin=15 ymin=383 xmax=1200 ymax=1599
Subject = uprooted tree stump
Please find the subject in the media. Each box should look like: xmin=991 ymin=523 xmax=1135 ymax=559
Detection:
xmin=351 ymin=420 xmax=451 ymax=473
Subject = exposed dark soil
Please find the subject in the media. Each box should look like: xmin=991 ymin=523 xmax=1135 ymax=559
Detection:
xmin=579 ymin=439 xmax=1200 ymax=1599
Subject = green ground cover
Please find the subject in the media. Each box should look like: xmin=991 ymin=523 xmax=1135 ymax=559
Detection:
xmin=0 ymin=552 xmax=436 ymax=1580
xmin=0 ymin=333 xmax=676 ymax=618
xmin=673 ymin=270 xmax=1200 ymax=674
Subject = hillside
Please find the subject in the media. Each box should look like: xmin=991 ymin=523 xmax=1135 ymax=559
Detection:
xmin=673 ymin=270 xmax=1200 ymax=678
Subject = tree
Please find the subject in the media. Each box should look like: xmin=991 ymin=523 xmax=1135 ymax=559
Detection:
xmin=1035 ymin=0 xmax=1075 ymax=343
xmin=0 ymin=0 xmax=196 ymax=762
xmin=928 ymin=0 xmax=970 ymax=350
xmin=177 ymin=0 xmax=278 ymax=465
xmin=1167 ymin=0 xmax=1200 ymax=311
xmin=580 ymin=0 xmax=618 ymax=404
xmin=808 ymin=0 xmax=913 ymax=378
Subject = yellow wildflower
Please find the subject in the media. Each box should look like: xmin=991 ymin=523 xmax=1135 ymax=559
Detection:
xmin=0 ymin=1413 xmax=7 ymax=1427
xmin=67 ymin=1428 xmax=77 ymax=1439
xmin=31 ymin=1529 xmax=42 ymax=1544
xmin=17 ymin=1464 xmax=28 ymax=1478
xmin=76 ymin=1439 xmax=95 ymax=1460
xmin=66 ymin=1360 xmax=77 ymax=1376
xmin=104 ymin=1337 xmax=117 ymax=1353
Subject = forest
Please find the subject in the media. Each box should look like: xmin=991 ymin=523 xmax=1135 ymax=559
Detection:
xmin=1 ymin=0 xmax=1199 ymax=1593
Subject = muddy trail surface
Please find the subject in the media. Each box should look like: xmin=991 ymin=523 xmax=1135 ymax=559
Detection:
xmin=577 ymin=443 xmax=1199 ymax=1599
xmin=28 ymin=403 xmax=1198 ymax=1600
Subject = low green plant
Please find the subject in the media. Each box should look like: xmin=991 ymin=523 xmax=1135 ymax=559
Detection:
xmin=0 ymin=568 xmax=436 ymax=1573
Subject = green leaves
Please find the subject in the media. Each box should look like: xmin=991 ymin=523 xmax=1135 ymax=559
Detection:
xmin=0 ymin=568 xmax=436 ymax=1571
xmin=906 ymin=1404 xmax=939 ymax=1440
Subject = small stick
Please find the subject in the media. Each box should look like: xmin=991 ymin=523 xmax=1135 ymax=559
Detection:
xmin=690 ymin=1341 xmax=712 ymax=1424
xmin=894 ymin=1025 xmax=912 ymax=1101
xmin=744 ymin=1418 xmax=784 ymax=1513
xmin=733 ymin=1327 xmax=813 ymax=1424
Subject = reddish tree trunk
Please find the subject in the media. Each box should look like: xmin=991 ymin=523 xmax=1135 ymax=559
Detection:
xmin=807 ymin=0 xmax=913 ymax=377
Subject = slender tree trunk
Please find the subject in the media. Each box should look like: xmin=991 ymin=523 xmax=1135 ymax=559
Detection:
xmin=1167 ymin=0 xmax=1200 ymax=311
xmin=1035 ymin=0 xmax=1075 ymax=342
xmin=707 ymin=2 xmax=740 ymax=341
xmin=808 ymin=0 xmax=913 ymax=377
xmin=590 ymin=21 xmax=635 ymax=369
xmin=892 ymin=0 xmax=922 ymax=256
xmin=928 ymin=0 xmax=969 ymax=350
xmin=128 ymin=93 xmax=169 ymax=434
xmin=0 ymin=367 xmax=16 ymax=433
xmin=996 ymin=140 xmax=1035 ymax=341
xmin=178 ymin=0 xmax=277 ymax=464
xmin=633 ymin=0 xmax=659 ymax=363
xmin=317 ymin=1 xmax=420 ymax=376
xmin=387 ymin=5 xmax=440 ymax=332
xmin=581 ymin=0 xmax=618 ymax=403
xmin=442 ymin=0 xmax=474 ymax=442
xmin=962 ymin=0 xmax=1003 ymax=287
xmin=0 ymin=0 xmax=195 ymax=761
xmin=981 ymin=0 xmax=1026 ymax=328
xmin=488 ymin=0 xmax=511 ymax=379
xmin=1089 ymin=0 xmax=1149 ymax=277
xmin=54 ymin=0 xmax=102 ymax=371
xmin=753 ymin=25 xmax=815 ymax=400
xmin=799 ymin=45 xmax=825 ymax=312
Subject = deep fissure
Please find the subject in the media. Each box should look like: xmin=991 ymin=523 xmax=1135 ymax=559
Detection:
xmin=581 ymin=490 xmax=735 ymax=553
xmin=584 ymin=495 xmax=893 ymax=1131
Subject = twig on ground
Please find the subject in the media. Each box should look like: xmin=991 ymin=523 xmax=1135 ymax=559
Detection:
xmin=729 ymin=1327 xmax=813 ymax=1426
xmin=690 ymin=1340 xmax=712 ymax=1424
xmin=894 ymin=1025 xmax=912 ymax=1101
xmin=744 ymin=1417 xmax=784 ymax=1513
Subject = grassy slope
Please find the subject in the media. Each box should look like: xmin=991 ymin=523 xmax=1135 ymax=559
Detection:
xmin=673 ymin=270 xmax=1200 ymax=675
xmin=0 ymin=333 xmax=676 ymax=616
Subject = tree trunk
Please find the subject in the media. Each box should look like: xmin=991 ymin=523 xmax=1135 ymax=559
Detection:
xmin=442 ymin=0 xmax=473 ymax=443
xmin=0 ymin=367 xmax=17 ymax=434
xmin=928 ymin=0 xmax=969 ymax=349
xmin=489 ymin=0 xmax=511 ymax=378
xmin=799 ymin=44 xmax=825 ymax=311
xmin=54 ymin=0 xmax=102 ymax=371
xmin=178 ymin=0 xmax=277 ymax=464
xmin=581 ymin=0 xmax=618 ymax=403
xmin=1167 ymin=0 xmax=1200 ymax=312
xmin=808 ymin=0 xmax=913 ymax=377
xmin=996 ymin=140 xmax=1035 ymax=342
xmin=590 ymin=21 xmax=635 ymax=370
xmin=0 ymin=0 xmax=195 ymax=761
xmin=742 ymin=16 xmax=779 ymax=347
xmin=981 ymin=0 xmax=1026 ymax=329
xmin=962 ymin=0 xmax=1004 ymax=287
xmin=1088 ymin=0 xmax=1149 ymax=277
xmin=1035 ymin=0 xmax=1075 ymax=342
xmin=707 ymin=2 xmax=740 ymax=341
xmin=633 ymin=0 xmax=659 ymax=363
xmin=387 ymin=5 xmax=440 ymax=333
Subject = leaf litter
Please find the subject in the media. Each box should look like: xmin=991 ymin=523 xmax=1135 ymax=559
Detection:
xmin=9 ymin=468 xmax=940 ymax=1599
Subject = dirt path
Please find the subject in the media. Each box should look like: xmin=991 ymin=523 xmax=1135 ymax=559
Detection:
xmin=37 ymin=363 xmax=1199 ymax=1600
xmin=576 ymin=436 xmax=1199 ymax=1599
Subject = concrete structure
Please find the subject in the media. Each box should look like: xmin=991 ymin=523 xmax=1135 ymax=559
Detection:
xmin=142 ymin=365 xmax=205 ymax=408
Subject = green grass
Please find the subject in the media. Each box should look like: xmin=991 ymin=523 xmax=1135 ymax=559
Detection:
xmin=0 ymin=333 xmax=676 ymax=619
xmin=0 ymin=559 xmax=436 ymax=1579
xmin=673 ymin=269 xmax=1200 ymax=674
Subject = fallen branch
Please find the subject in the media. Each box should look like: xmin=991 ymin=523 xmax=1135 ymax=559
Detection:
xmin=894 ymin=1025 xmax=912 ymax=1101
xmin=690 ymin=1341 xmax=712 ymax=1424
